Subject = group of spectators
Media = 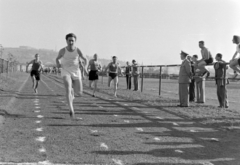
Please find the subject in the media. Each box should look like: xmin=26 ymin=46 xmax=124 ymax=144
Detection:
xmin=124 ymin=60 xmax=140 ymax=91
xmin=178 ymin=35 xmax=240 ymax=108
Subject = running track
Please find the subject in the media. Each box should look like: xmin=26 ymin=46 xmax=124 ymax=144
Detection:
xmin=0 ymin=74 xmax=239 ymax=165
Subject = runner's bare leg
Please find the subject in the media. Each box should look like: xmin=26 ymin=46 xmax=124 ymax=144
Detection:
xmin=63 ymin=75 xmax=74 ymax=117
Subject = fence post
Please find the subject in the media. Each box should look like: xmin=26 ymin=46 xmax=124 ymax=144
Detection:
xmin=141 ymin=66 xmax=144 ymax=92
xmin=159 ymin=66 xmax=162 ymax=95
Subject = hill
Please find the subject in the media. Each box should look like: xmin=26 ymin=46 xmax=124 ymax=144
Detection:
xmin=1 ymin=47 xmax=126 ymax=67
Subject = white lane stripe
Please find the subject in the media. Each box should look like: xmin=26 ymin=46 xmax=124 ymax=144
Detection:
xmin=190 ymin=130 xmax=197 ymax=132
xmin=99 ymin=106 xmax=103 ymax=108
xmin=34 ymin=110 xmax=40 ymax=113
xmin=36 ymin=128 xmax=43 ymax=132
xmin=154 ymin=137 xmax=160 ymax=141
xmin=132 ymin=107 xmax=139 ymax=110
xmin=37 ymin=115 xmax=44 ymax=118
xmin=175 ymin=150 xmax=184 ymax=153
xmin=35 ymin=120 xmax=42 ymax=124
xmin=136 ymin=128 xmax=143 ymax=131
xmin=124 ymin=120 xmax=130 ymax=123
xmin=114 ymin=115 xmax=118 ymax=117
xmin=100 ymin=143 xmax=109 ymax=150
xmin=36 ymin=137 xmax=46 ymax=142
xmin=35 ymin=106 xmax=41 ymax=109
xmin=156 ymin=116 xmax=163 ymax=119
xmin=112 ymin=159 xmax=123 ymax=165
xmin=123 ymin=104 xmax=128 ymax=106
xmin=90 ymin=130 xmax=98 ymax=133
xmin=173 ymin=122 xmax=179 ymax=126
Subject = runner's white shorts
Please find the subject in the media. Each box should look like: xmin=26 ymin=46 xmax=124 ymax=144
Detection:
xmin=61 ymin=67 xmax=82 ymax=80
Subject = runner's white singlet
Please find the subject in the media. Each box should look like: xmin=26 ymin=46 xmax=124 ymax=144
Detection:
xmin=61 ymin=47 xmax=81 ymax=80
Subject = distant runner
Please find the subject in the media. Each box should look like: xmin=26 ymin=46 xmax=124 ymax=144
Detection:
xmin=105 ymin=56 xmax=124 ymax=97
xmin=88 ymin=54 xmax=102 ymax=97
xmin=26 ymin=54 xmax=43 ymax=93
xmin=56 ymin=33 xmax=88 ymax=118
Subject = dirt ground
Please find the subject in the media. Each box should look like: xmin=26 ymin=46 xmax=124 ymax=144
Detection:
xmin=0 ymin=73 xmax=239 ymax=165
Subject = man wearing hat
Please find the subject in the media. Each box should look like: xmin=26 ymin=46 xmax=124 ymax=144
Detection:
xmin=178 ymin=51 xmax=192 ymax=107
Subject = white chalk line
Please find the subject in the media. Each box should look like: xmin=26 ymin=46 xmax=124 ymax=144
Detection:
xmin=36 ymin=128 xmax=43 ymax=132
xmin=35 ymin=120 xmax=42 ymax=124
xmin=100 ymin=143 xmax=109 ymax=150
xmin=36 ymin=137 xmax=46 ymax=142
xmin=136 ymin=128 xmax=144 ymax=131
xmin=37 ymin=115 xmax=44 ymax=118
xmin=112 ymin=158 xmax=124 ymax=165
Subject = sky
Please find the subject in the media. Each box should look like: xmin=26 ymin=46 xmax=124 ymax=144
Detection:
xmin=0 ymin=0 xmax=240 ymax=65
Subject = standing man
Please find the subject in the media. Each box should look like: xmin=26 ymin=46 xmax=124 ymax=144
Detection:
xmin=56 ymin=33 xmax=88 ymax=118
xmin=132 ymin=59 xmax=139 ymax=91
xmin=198 ymin=41 xmax=213 ymax=78
xmin=26 ymin=54 xmax=43 ymax=94
xmin=178 ymin=51 xmax=192 ymax=107
xmin=214 ymin=53 xmax=229 ymax=108
xmin=105 ymin=56 xmax=123 ymax=97
xmin=125 ymin=61 xmax=132 ymax=90
xmin=88 ymin=54 xmax=102 ymax=97
xmin=192 ymin=55 xmax=206 ymax=103
xmin=187 ymin=56 xmax=195 ymax=102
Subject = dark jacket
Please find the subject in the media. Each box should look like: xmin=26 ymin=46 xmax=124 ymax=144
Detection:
xmin=214 ymin=60 xmax=229 ymax=86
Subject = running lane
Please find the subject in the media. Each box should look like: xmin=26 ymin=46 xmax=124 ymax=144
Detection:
xmin=0 ymin=74 xmax=239 ymax=165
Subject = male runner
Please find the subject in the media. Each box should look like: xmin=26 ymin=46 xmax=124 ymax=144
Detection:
xmin=56 ymin=33 xmax=88 ymax=118
xmin=105 ymin=56 xmax=123 ymax=97
xmin=88 ymin=54 xmax=102 ymax=97
xmin=26 ymin=54 xmax=43 ymax=93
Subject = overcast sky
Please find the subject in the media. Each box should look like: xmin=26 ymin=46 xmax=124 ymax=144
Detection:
xmin=0 ymin=0 xmax=239 ymax=65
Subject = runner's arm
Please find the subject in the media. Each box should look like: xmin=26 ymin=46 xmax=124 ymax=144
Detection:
xmin=56 ymin=49 xmax=64 ymax=68
xmin=105 ymin=63 xmax=110 ymax=74
xmin=77 ymin=48 xmax=88 ymax=69
xmin=26 ymin=60 xmax=34 ymax=72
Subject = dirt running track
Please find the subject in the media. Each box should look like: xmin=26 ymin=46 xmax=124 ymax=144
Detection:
xmin=0 ymin=74 xmax=239 ymax=165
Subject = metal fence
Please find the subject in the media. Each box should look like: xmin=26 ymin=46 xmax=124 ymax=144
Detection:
xmin=0 ymin=58 xmax=19 ymax=74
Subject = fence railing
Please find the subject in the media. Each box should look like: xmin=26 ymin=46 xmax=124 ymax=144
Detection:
xmin=0 ymin=58 xmax=24 ymax=75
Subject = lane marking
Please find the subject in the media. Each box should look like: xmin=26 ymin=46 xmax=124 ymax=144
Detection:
xmin=123 ymin=104 xmax=128 ymax=106
xmin=124 ymin=120 xmax=130 ymax=123
xmin=112 ymin=159 xmax=123 ymax=165
xmin=173 ymin=122 xmax=179 ymax=126
xmin=156 ymin=116 xmax=163 ymax=119
xmin=175 ymin=150 xmax=184 ymax=153
xmin=100 ymin=143 xmax=109 ymax=150
xmin=132 ymin=107 xmax=139 ymax=110
xmin=154 ymin=137 xmax=160 ymax=141
xmin=34 ymin=110 xmax=40 ymax=113
xmin=90 ymin=130 xmax=98 ymax=133
xmin=36 ymin=137 xmax=46 ymax=142
xmin=98 ymin=106 xmax=103 ymax=108
xmin=36 ymin=128 xmax=43 ymax=132
xmin=114 ymin=115 xmax=118 ymax=117
xmin=35 ymin=120 xmax=42 ymax=124
xmin=37 ymin=115 xmax=44 ymax=118
xmin=190 ymin=130 xmax=197 ymax=132
xmin=136 ymin=128 xmax=143 ymax=131
xmin=35 ymin=106 xmax=41 ymax=109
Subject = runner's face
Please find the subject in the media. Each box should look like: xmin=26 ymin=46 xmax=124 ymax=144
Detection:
xmin=67 ymin=37 xmax=76 ymax=47
xmin=113 ymin=57 xmax=117 ymax=62
xmin=35 ymin=55 xmax=39 ymax=60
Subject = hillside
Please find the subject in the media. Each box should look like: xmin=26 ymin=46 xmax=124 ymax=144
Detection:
xmin=1 ymin=47 xmax=126 ymax=67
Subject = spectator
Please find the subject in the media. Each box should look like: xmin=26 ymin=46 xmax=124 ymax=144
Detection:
xmin=132 ymin=59 xmax=139 ymax=91
xmin=192 ymin=55 xmax=205 ymax=103
xmin=214 ymin=53 xmax=229 ymax=108
xmin=187 ymin=55 xmax=195 ymax=102
xmin=125 ymin=61 xmax=132 ymax=90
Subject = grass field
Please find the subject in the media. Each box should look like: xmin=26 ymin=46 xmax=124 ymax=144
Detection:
xmin=97 ymin=76 xmax=240 ymax=107
xmin=83 ymin=75 xmax=240 ymax=124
